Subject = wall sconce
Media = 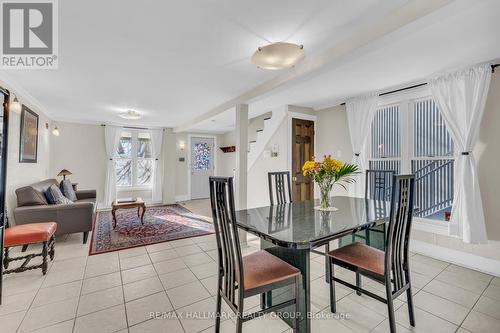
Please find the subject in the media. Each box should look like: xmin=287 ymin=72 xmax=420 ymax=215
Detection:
xmin=52 ymin=123 xmax=60 ymax=136
xmin=271 ymin=144 xmax=279 ymax=157
xmin=10 ymin=94 xmax=22 ymax=114
xmin=178 ymin=141 xmax=185 ymax=150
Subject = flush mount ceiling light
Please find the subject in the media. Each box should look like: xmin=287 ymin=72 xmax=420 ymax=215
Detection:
xmin=119 ymin=110 xmax=141 ymax=120
xmin=251 ymin=42 xmax=305 ymax=70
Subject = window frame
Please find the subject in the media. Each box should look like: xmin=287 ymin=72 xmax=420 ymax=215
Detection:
xmin=115 ymin=130 xmax=154 ymax=191
xmin=371 ymin=86 xmax=453 ymax=233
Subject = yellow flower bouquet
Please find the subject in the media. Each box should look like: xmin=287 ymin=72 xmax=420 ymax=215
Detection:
xmin=302 ymin=155 xmax=359 ymax=210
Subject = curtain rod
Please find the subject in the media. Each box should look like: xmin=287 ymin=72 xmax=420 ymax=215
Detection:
xmin=340 ymin=63 xmax=499 ymax=106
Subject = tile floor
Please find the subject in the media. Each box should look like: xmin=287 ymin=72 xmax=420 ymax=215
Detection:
xmin=1 ymin=203 xmax=499 ymax=333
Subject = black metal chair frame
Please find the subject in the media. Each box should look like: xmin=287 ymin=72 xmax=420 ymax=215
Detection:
xmin=352 ymin=169 xmax=396 ymax=248
xmin=210 ymin=177 xmax=301 ymax=333
xmin=329 ymin=174 xmax=416 ymax=333
xmin=268 ymin=171 xmax=293 ymax=205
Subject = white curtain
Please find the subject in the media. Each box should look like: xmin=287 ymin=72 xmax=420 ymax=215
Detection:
xmin=429 ymin=63 xmax=492 ymax=243
xmin=104 ymin=126 xmax=122 ymax=207
xmin=346 ymin=94 xmax=378 ymax=197
xmin=150 ymin=129 xmax=164 ymax=203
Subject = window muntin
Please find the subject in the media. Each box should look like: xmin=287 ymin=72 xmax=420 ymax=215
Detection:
xmin=369 ymin=96 xmax=454 ymax=222
xmin=115 ymin=131 xmax=153 ymax=188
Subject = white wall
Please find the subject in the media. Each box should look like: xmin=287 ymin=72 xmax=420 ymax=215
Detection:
xmin=6 ymin=106 xmax=51 ymax=222
xmin=316 ymin=105 xmax=354 ymax=196
xmin=173 ymin=132 xmax=224 ymax=200
xmin=49 ymin=122 xmax=107 ymax=205
xmin=218 ymin=130 xmax=236 ymax=178
xmin=49 ymin=123 xmax=179 ymax=207
xmin=247 ymin=119 xmax=288 ymax=209
xmin=162 ymin=128 xmax=176 ymax=204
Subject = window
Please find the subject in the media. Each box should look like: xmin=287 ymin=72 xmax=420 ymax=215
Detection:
xmin=369 ymin=94 xmax=454 ymax=222
xmin=115 ymin=131 xmax=153 ymax=188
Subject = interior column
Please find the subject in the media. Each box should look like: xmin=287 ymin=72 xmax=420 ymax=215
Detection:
xmin=235 ymin=104 xmax=248 ymax=244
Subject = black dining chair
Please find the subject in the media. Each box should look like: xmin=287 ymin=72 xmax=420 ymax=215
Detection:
xmin=210 ymin=177 xmax=301 ymax=333
xmin=268 ymin=171 xmax=293 ymax=205
xmin=351 ymin=169 xmax=396 ymax=248
xmin=268 ymin=170 xmax=337 ymax=284
xmin=328 ymin=174 xmax=416 ymax=333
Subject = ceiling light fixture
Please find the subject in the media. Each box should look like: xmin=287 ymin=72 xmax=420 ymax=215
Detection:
xmin=251 ymin=42 xmax=305 ymax=70
xmin=10 ymin=95 xmax=22 ymax=114
xmin=119 ymin=110 xmax=142 ymax=120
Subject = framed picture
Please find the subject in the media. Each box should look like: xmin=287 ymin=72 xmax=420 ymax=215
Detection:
xmin=19 ymin=105 xmax=39 ymax=163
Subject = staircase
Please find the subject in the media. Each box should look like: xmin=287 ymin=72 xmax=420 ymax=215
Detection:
xmin=247 ymin=107 xmax=287 ymax=171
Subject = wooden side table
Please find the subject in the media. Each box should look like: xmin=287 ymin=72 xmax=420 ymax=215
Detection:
xmin=111 ymin=197 xmax=146 ymax=229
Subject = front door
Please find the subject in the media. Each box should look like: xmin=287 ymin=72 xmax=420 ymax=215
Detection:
xmin=190 ymin=137 xmax=214 ymax=199
xmin=292 ymin=118 xmax=314 ymax=201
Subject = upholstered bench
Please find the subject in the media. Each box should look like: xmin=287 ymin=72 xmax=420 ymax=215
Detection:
xmin=3 ymin=222 xmax=57 ymax=275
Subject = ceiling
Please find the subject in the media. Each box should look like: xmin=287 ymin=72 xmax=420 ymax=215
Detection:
xmin=189 ymin=0 xmax=500 ymax=133
xmin=1 ymin=0 xmax=408 ymax=127
xmin=2 ymin=0 xmax=499 ymax=132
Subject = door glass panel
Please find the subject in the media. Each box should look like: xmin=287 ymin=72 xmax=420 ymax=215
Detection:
xmin=193 ymin=142 xmax=211 ymax=170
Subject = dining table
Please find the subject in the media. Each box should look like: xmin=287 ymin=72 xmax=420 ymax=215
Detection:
xmin=235 ymin=195 xmax=391 ymax=333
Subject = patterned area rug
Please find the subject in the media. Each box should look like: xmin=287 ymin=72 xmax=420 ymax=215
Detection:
xmin=89 ymin=205 xmax=214 ymax=255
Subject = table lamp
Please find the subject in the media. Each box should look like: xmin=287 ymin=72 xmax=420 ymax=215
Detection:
xmin=57 ymin=169 xmax=72 ymax=180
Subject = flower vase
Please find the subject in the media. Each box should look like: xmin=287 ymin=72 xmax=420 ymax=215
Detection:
xmin=315 ymin=181 xmax=339 ymax=211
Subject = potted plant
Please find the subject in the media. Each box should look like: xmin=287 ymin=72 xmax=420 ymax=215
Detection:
xmin=302 ymin=155 xmax=359 ymax=211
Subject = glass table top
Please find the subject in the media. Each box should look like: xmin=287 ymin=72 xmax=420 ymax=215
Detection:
xmin=235 ymin=196 xmax=391 ymax=249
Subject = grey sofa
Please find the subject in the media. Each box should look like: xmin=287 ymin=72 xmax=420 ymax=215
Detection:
xmin=14 ymin=179 xmax=96 ymax=244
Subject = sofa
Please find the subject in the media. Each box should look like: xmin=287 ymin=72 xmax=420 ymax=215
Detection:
xmin=14 ymin=179 xmax=96 ymax=244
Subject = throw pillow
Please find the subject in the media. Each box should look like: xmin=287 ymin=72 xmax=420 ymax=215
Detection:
xmin=49 ymin=184 xmax=73 ymax=204
xmin=45 ymin=189 xmax=56 ymax=204
xmin=60 ymin=179 xmax=77 ymax=201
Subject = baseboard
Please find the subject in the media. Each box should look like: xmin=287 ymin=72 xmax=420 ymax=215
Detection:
xmin=410 ymin=240 xmax=500 ymax=277
xmin=175 ymin=195 xmax=189 ymax=202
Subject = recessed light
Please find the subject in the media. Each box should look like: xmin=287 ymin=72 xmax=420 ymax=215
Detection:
xmin=251 ymin=42 xmax=305 ymax=70
xmin=119 ymin=110 xmax=141 ymax=120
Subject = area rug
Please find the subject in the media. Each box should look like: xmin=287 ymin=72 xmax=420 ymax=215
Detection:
xmin=89 ymin=204 xmax=214 ymax=255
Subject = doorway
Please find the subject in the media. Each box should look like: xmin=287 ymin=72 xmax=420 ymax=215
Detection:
xmin=189 ymin=136 xmax=215 ymax=200
xmin=291 ymin=118 xmax=314 ymax=201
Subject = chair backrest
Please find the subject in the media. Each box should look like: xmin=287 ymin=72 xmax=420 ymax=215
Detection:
xmin=365 ymin=170 xmax=395 ymax=201
xmin=385 ymin=174 xmax=415 ymax=294
xmin=268 ymin=171 xmax=292 ymax=205
xmin=267 ymin=202 xmax=291 ymax=233
xmin=209 ymin=177 xmax=244 ymax=311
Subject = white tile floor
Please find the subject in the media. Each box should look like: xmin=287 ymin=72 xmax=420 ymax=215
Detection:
xmin=1 ymin=202 xmax=499 ymax=333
